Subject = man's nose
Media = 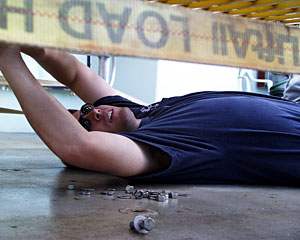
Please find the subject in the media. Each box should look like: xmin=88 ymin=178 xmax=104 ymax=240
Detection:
xmin=87 ymin=108 xmax=101 ymax=121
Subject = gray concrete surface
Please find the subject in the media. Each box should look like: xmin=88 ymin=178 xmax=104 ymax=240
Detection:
xmin=0 ymin=132 xmax=299 ymax=240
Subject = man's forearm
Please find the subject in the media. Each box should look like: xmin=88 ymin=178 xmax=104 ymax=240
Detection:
xmin=21 ymin=47 xmax=80 ymax=87
xmin=0 ymin=47 xmax=87 ymax=160
xmin=21 ymin=46 xmax=124 ymax=104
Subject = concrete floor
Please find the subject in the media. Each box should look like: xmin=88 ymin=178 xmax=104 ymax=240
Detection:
xmin=0 ymin=132 xmax=300 ymax=240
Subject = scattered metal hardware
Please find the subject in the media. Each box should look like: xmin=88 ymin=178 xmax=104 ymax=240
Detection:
xmin=169 ymin=192 xmax=178 ymax=199
xmin=130 ymin=215 xmax=155 ymax=234
xmin=125 ymin=185 xmax=135 ymax=194
xmin=121 ymin=186 xmax=186 ymax=202
xmin=68 ymin=184 xmax=185 ymax=202
xmin=67 ymin=184 xmax=75 ymax=190
xmin=117 ymin=195 xmax=132 ymax=199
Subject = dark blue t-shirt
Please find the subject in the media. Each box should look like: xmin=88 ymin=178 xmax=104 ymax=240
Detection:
xmin=94 ymin=91 xmax=300 ymax=185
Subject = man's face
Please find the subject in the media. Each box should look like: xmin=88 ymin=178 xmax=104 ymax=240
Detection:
xmin=73 ymin=105 xmax=140 ymax=133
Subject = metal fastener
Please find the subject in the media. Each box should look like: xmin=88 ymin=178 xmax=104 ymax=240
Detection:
xmin=157 ymin=195 xmax=166 ymax=202
xmin=139 ymin=217 xmax=155 ymax=231
xmin=134 ymin=190 xmax=144 ymax=199
xmin=79 ymin=191 xmax=91 ymax=195
xmin=125 ymin=185 xmax=135 ymax=194
xmin=142 ymin=191 xmax=150 ymax=198
xmin=160 ymin=193 xmax=169 ymax=200
xmin=106 ymin=188 xmax=116 ymax=195
xmin=169 ymin=192 xmax=178 ymax=199
xmin=129 ymin=215 xmax=155 ymax=234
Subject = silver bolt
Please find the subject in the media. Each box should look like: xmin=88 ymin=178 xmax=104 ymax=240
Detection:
xmin=106 ymin=188 xmax=116 ymax=195
xmin=157 ymin=195 xmax=166 ymax=202
xmin=169 ymin=192 xmax=178 ymax=199
xmin=129 ymin=215 xmax=155 ymax=234
xmin=160 ymin=193 xmax=169 ymax=200
xmin=139 ymin=218 xmax=155 ymax=231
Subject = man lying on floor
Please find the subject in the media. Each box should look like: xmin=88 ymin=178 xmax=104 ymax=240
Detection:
xmin=0 ymin=45 xmax=299 ymax=185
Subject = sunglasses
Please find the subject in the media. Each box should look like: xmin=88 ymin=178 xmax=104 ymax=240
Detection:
xmin=78 ymin=103 xmax=94 ymax=131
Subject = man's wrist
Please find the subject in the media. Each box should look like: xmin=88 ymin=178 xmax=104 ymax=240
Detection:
xmin=0 ymin=48 xmax=22 ymax=70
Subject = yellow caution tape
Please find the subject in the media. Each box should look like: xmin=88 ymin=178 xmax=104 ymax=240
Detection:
xmin=0 ymin=0 xmax=300 ymax=73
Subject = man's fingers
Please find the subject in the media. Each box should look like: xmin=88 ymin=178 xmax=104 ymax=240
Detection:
xmin=21 ymin=45 xmax=45 ymax=59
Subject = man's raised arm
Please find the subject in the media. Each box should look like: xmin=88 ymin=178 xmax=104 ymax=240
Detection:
xmin=21 ymin=46 xmax=120 ymax=103
xmin=0 ymin=45 xmax=155 ymax=177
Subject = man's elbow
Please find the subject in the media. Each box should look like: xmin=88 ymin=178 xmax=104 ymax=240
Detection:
xmin=57 ymin=144 xmax=85 ymax=169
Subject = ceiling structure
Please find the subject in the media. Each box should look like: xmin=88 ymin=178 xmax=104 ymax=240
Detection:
xmin=144 ymin=0 xmax=300 ymax=26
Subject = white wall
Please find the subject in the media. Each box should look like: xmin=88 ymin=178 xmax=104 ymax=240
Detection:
xmin=113 ymin=57 xmax=158 ymax=104
xmin=155 ymin=60 xmax=240 ymax=101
